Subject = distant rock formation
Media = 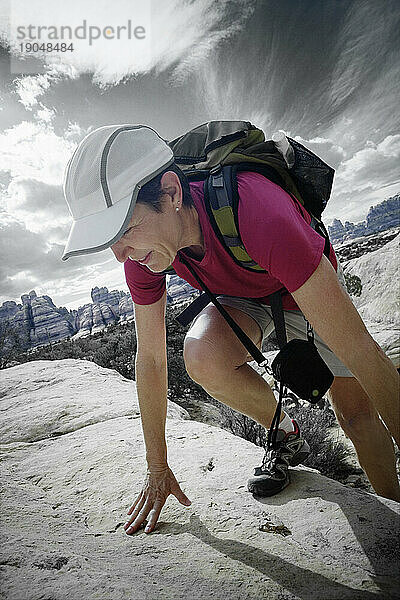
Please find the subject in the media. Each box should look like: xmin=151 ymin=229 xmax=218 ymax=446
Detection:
xmin=0 ymin=290 xmax=75 ymax=351
xmin=0 ymin=275 xmax=196 ymax=352
xmin=118 ymin=295 xmax=135 ymax=322
xmin=328 ymin=194 xmax=399 ymax=242
xmin=167 ymin=273 xmax=199 ymax=304
xmin=0 ymin=287 xmax=135 ymax=350
xmin=333 ymin=227 xmax=399 ymax=262
xmin=72 ymin=302 xmax=119 ymax=339
xmin=91 ymin=286 xmax=122 ymax=308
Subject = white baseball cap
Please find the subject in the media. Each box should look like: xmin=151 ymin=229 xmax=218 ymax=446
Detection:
xmin=61 ymin=124 xmax=174 ymax=261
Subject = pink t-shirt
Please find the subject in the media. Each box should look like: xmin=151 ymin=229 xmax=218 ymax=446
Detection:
xmin=124 ymin=172 xmax=337 ymax=311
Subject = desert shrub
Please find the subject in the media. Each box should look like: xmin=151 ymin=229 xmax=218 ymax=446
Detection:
xmin=0 ymin=320 xmax=30 ymax=369
xmin=219 ymin=404 xmax=267 ymax=448
xmin=12 ymin=321 xmax=137 ymax=380
xmin=284 ymin=400 xmax=351 ymax=479
xmin=344 ymin=273 xmax=362 ymax=296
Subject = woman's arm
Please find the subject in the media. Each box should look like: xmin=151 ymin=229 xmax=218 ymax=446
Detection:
xmin=134 ymin=291 xmax=169 ymax=467
xmin=124 ymin=291 xmax=191 ymax=535
xmin=291 ymin=254 xmax=400 ymax=444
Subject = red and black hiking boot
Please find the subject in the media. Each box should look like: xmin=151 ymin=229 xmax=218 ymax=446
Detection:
xmin=247 ymin=419 xmax=310 ymax=497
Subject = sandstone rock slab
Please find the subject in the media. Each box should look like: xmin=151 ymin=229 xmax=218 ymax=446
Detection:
xmin=0 ymin=359 xmax=188 ymax=444
xmin=1 ymin=360 xmax=399 ymax=599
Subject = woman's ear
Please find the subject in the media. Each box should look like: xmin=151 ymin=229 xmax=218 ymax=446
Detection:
xmin=160 ymin=171 xmax=182 ymax=208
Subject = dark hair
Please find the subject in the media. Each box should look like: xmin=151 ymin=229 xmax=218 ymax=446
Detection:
xmin=136 ymin=163 xmax=193 ymax=213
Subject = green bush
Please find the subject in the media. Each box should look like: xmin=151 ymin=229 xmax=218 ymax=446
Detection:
xmin=0 ymin=320 xmax=30 ymax=369
xmin=344 ymin=273 xmax=362 ymax=296
xmin=12 ymin=321 xmax=137 ymax=381
xmin=284 ymin=400 xmax=351 ymax=479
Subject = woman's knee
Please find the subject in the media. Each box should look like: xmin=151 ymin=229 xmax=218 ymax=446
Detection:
xmin=183 ymin=335 xmax=243 ymax=389
xmin=183 ymin=304 xmax=261 ymax=388
xmin=329 ymin=377 xmax=378 ymax=437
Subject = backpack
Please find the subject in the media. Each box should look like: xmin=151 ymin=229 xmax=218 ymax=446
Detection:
xmin=165 ymin=120 xmax=334 ymax=275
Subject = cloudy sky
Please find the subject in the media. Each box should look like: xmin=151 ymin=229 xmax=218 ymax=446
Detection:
xmin=0 ymin=0 xmax=399 ymax=310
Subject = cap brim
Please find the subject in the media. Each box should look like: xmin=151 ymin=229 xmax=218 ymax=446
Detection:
xmin=61 ymin=189 xmax=137 ymax=261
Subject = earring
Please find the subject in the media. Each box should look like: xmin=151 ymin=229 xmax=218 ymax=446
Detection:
xmin=176 ymin=207 xmax=179 ymax=211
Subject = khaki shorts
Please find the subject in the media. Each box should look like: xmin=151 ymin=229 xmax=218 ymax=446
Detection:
xmin=212 ymin=295 xmax=353 ymax=378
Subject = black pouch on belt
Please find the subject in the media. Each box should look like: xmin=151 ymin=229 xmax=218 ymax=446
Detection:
xmin=271 ymin=338 xmax=334 ymax=404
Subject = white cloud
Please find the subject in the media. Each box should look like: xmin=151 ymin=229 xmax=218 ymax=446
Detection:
xmin=336 ymin=134 xmax=400 ymax=194
xmin=0 ymin=211 xmax=125 ymax=307
xmin=4 ymin=177 xmax=68 ymax=234
xmin=64 ymin=121 xmax=86 ymax=142
xmin=292 ymin=135 xmax=346 ymax=169
xmin=0 ymin=120 xmax=76 ymax=185
xmin=2 ymin=0 xmax=255 ymax=87
xmin=13 ymin=73 xmax=51 ymax=109
xmin=35 ymin=104 xmax=55 ymax=123
xmin=12 ymin=65 xmax=80 ymax=112
xmin=161 ymin=2 xmax=255 ymax=85
xmin=321 ymin=135 xmax=400 ymax=224
xmin=269 ymin=134 xmax=400 ymax=226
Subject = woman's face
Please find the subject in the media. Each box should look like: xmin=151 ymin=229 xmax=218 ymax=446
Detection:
xmin=110 ymin=195 xmax=181 ymax=273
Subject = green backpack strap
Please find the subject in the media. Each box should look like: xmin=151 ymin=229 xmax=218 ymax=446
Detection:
xmin=204 ymin=165 xmax=267 ymax=272
xmin=203 ymin=163 xmax=332 ymax=273
xmin=163 ymin=162 xmax=331 ymax=278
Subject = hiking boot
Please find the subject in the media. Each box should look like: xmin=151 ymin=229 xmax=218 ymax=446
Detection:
xmin=247 ymin=419 xmax=310 ymax=497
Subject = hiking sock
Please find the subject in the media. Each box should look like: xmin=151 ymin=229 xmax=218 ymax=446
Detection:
xmin=278 ymin=412 xmax=295 ymax=433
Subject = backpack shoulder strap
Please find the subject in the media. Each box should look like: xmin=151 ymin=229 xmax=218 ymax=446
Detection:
xmin=204 ymin=165 xmax=266 ymax=272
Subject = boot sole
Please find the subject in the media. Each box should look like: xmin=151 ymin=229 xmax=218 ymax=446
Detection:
xmin=248 ymin=475 xmax=290 ymax=497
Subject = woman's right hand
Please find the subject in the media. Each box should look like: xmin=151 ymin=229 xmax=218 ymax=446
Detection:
xmin=124 ymin=466 xmax=192 ymax=535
